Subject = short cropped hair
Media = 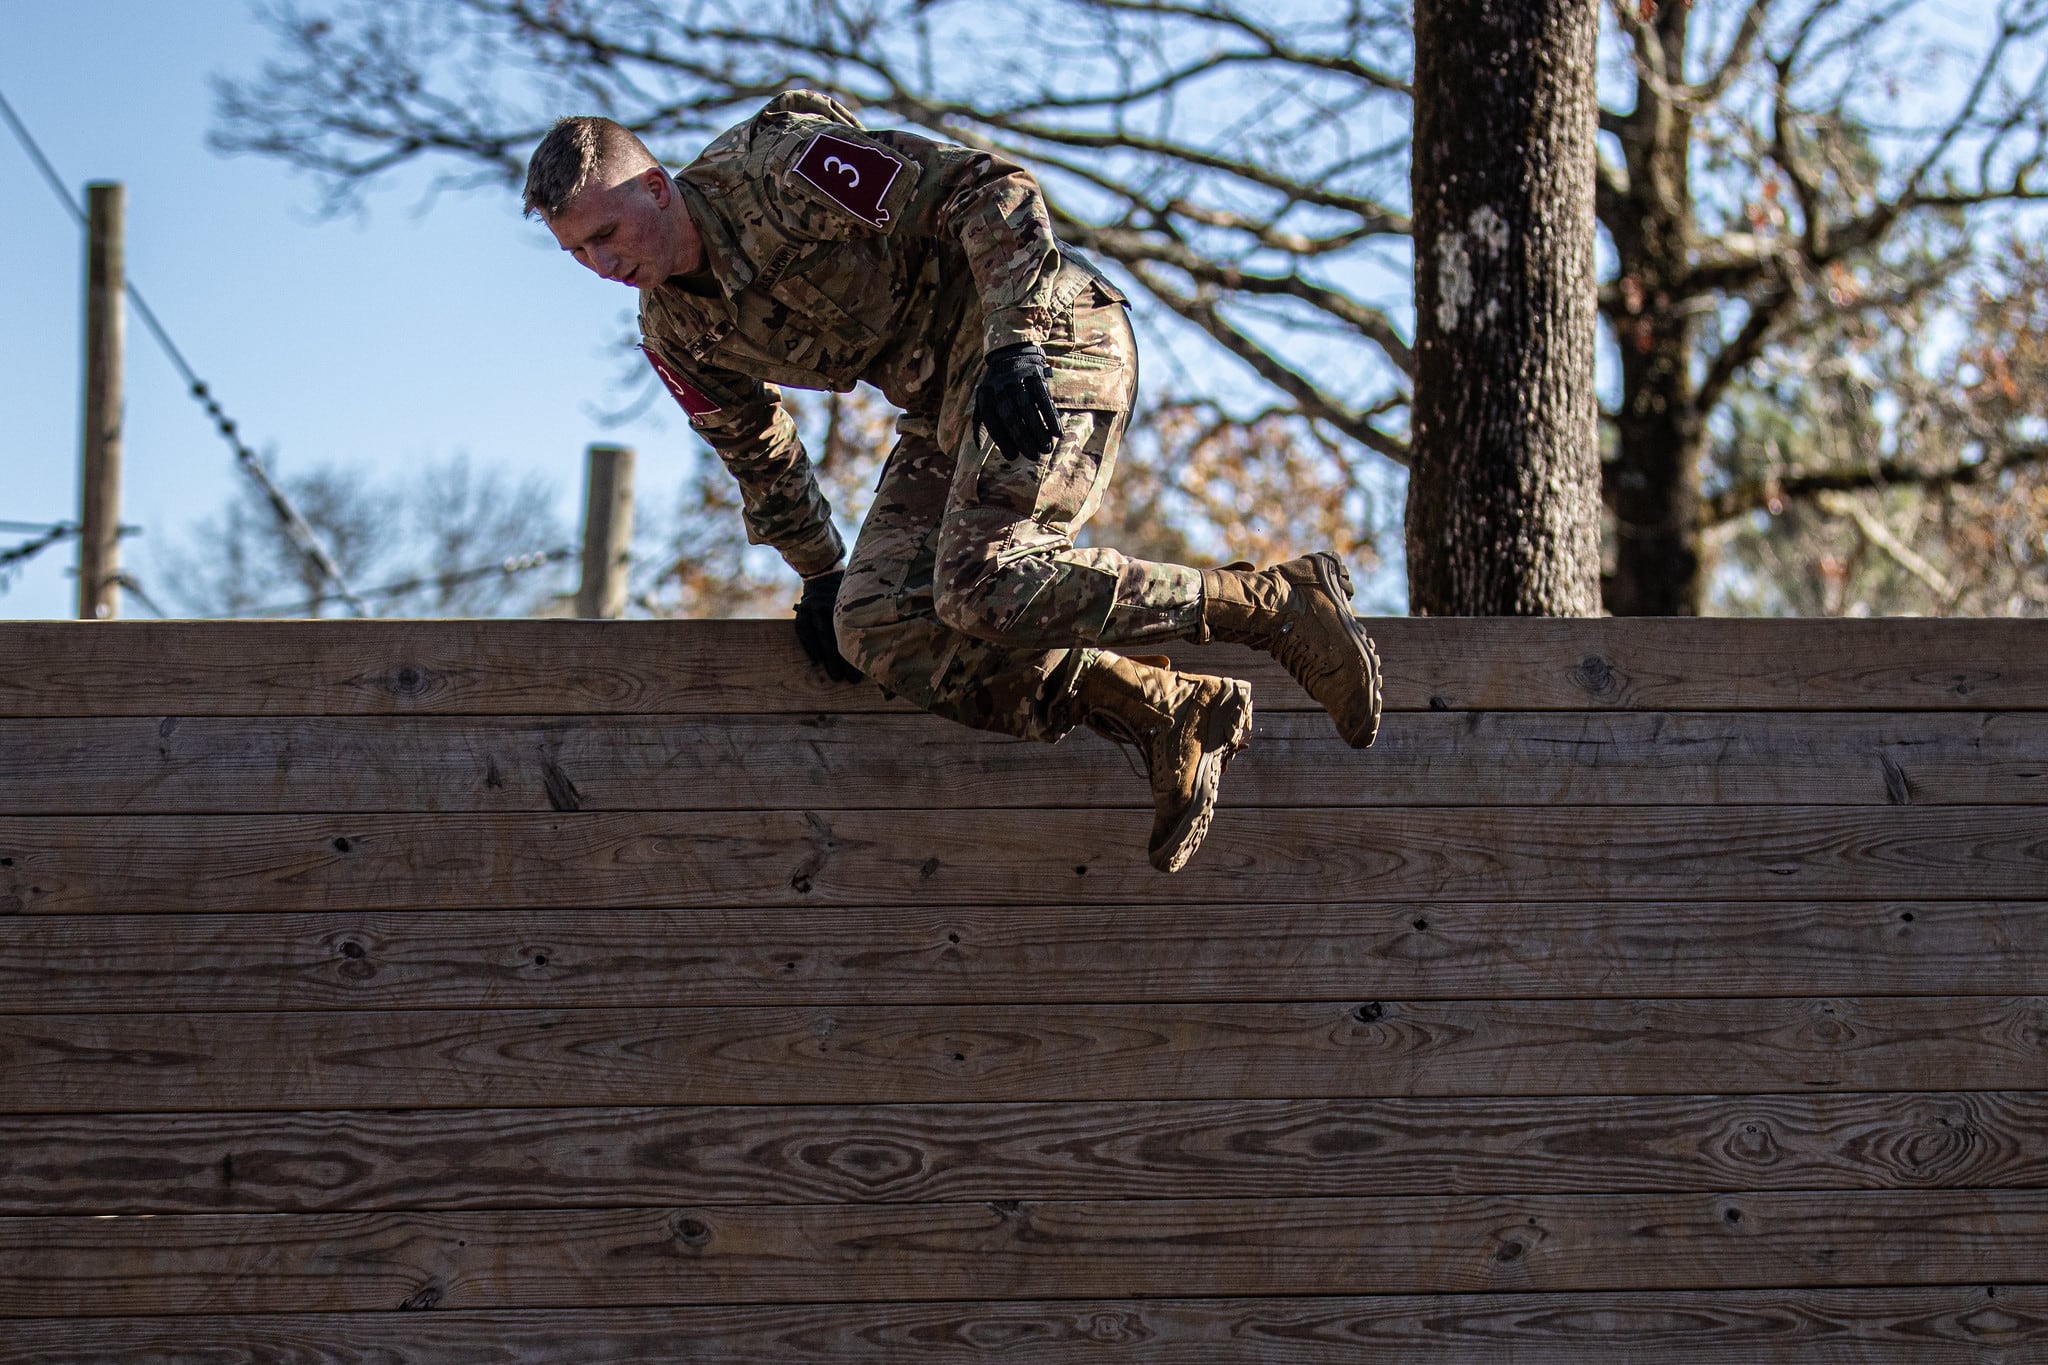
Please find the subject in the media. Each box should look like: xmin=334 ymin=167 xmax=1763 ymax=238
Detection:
xmin=523 ymin=116 xmax=658 ymax=218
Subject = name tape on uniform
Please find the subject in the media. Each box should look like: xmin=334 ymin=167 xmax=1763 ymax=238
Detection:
xmin=641 ymin=346 xmax=722 ymax=417
xmin=790 ymin=132 xmax=904 ymax=229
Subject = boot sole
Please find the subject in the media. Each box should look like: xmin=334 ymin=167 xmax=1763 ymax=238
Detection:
xmin=1151 ymin=679 xmax=1254 ymax=873
xmin=1305 ymin=552 xmax=1382 ymax=749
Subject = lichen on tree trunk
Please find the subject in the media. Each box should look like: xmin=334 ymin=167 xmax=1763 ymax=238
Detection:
xmin=1406 ymin=0 xmax=1602 ymax=617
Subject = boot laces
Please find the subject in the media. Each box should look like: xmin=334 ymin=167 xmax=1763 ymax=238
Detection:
xmin=1087 ymin=711 xmax=1156 ymax=782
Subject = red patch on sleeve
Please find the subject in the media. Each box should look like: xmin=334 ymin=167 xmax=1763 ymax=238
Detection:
xmin=790 ymin=132 xmax=905 ymax=229
xmin=641 ymin=346 xmax=722 ymax=417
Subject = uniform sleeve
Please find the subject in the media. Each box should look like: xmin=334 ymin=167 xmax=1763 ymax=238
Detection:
xmin=754 ymin=116 xmax=1066 ymax=355
xmin=642 ymin=342 xmax=845 ymax=579
xmin=884 ymin=132 xmax=1065 ymax=355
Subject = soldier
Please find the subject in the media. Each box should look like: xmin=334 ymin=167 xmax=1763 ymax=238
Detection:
xmin=525 ymin=93 xmax=1380 ymax=872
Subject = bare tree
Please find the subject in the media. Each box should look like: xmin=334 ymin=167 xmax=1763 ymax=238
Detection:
xmin=1599 ymin=0 xmax=2048 ymax=612
xmin=158 ymin=454 xmax=572 ymax=617
xmin=214 ymin=0 xmax=2048 ymax=614
xmin=1712 ymin=233 xmax=2048 ymax=615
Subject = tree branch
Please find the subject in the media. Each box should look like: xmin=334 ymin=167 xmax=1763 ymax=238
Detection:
xmin=1705 ymin=442 xmax=2048 ymax=524
xmin=1696 ymin=283 xmax=1794 ymax=414
xmin=1814 ymin=489 xmax=1954 ymax=600
xmin=1692 ymin=0 xmax=1777 ymax=103
xmin=1128 ymin=263 xmax=1410 ymax=465
xmin=1079 ymin=224 xmax=1415 ymax=375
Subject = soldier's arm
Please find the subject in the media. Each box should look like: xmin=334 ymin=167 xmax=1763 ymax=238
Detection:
xmin=642 ymin=344 xmax=844 ymax=579
xmin=756 ymin=117 xmax=1065 ymax=356
xmin=877 ymin=132 xmax=1064 ymax=356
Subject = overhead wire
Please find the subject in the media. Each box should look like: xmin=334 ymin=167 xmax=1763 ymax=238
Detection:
xmin=112 ymin=571 xmax=169 ymax=619
xmin=0 ymin=520 xmax=142 ymax=593
xmin=236 ymin=546 xmax=576 ymax=618
xmin=0 ymin=523 xmax=78 ymax=581
xmin=0 ymin=82 xmax=368 ymax=615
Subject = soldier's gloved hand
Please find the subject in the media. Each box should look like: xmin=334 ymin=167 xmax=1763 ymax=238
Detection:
xmin=793 ymin=569 xmax=863 ymax=683
xmin=975 ymin=342 xmax=1063 ymax=459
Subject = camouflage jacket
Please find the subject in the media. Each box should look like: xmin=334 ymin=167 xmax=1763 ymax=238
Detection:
xmin=640 ymin=90 xmax=1113 ymax=578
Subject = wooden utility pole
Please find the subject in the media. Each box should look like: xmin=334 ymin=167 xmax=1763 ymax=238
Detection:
xmin=78 ymin=181 xmax=125 ymax=620
xmin=576 ymin=444 xmax=635 ymax=618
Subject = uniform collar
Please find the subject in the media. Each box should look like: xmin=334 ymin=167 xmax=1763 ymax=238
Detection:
xmin=673 ymin=174 xmax=754 ymax=296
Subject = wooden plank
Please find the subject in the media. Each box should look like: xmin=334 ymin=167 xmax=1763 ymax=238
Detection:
xmin=5 ymin=806 xmax=2045 ymax=914
xmin=2 ymin=1191 xmax=2044 ymax=1316
xmin=5 ymin=998 xmax=2043 ymax=1112
xmin=7 ymin=1092 xmax=2044 ymax=1215
xmin=3 ymin=1288 xmax=2040 ymax=1363
xmin=4 ymin=618 xmax=2046 ymax=718
xmin=3 ymin=900 xmax=2041 ymax=1013
xmin=9 ymin=710 xmax=2045 ymax=814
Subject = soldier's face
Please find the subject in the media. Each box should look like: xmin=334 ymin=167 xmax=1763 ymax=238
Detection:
xmin=547 ymin=168 xmax=697 ymax=288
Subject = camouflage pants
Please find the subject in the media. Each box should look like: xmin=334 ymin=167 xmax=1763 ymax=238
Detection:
xmin=834 ymin=288 xmax=1202 ymax=741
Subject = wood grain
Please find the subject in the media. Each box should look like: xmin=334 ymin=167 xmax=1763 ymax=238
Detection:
xmin=6 ymin=805 xmax=2046 ymax=914
xmin=3 ymin=1192 xmax=2045 ymax=1316
xmin=5 ymin=997 xmax=2043 ymax=1112
xmin=2 ymin=900 xmax=2040 ymax=1013
xmin=9 ymin=710 xmax=2044 ymax=814
xmin=6 ymin=1092 xmax=2043 ymax=1214
xmin=6 ymin=616 xmax=2046 ymax=1342
xmin=2 ymin=1289 xmax=2039 ymax=1363
xmin=4 ymin=618 xmax=2045 ymax=718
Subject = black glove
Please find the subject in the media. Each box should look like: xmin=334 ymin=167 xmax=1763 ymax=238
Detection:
xmin=793 ymin=569 xmax=863 ymax=683
xmin=974 ymin=342 xmax=1063 ymax=459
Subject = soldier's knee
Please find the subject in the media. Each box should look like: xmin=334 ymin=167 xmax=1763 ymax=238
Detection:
xmin=934 ymin=562 xmax=1069 ymax=646
xmin=832 ymin=598 xmax=883 ymax=676
xmin=931 ymin=565 xmax=999 ymax=641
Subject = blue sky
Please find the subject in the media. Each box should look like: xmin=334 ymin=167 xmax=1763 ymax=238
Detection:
xmin=2 ymin=3 xmax=671 ymax=620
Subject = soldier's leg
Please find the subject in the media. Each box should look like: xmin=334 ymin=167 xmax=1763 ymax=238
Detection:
xmin=935 ymin=291 xmax=1382 ymax=749
xmin=835 ymin=416 xmax=1089 ymax=743
xmin=932 ymin=294 xmax=1205 ymax=651
xmin=836 ymin=413 xmax=1253 ymax=870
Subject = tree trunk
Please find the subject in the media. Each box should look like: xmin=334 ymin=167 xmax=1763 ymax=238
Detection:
xmin=1406 ymin=0 xmax=1602 ymax=617
xmin=1601 ymin=9 xmax=1706 ymax=617
xmin=1606 ymin=324 xmax=1706 ymax=615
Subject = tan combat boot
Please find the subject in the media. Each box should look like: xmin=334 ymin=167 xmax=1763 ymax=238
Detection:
xmin=1201 ymin=551 xmax=1381 ymax=748
xmin=1072 ymin=653 xmax=1254 ymax=873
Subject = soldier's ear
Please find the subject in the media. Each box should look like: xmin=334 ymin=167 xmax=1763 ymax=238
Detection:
xmin=642 ymin=167 xmax=674 ymax=207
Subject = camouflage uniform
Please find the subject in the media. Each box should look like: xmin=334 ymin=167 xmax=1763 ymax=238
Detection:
xmin=640 ymin=91 xmax=1201 ymax=742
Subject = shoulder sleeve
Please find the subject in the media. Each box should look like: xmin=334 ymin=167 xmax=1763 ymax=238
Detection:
xmin=751 ymin=118 xmax=925 ymax=242
xmin=869 ymin=129 xmax=1064 ymax=353
xmin=752 ymin=118 xmax=1065 ymax=353
xmin=640 ymin=342 xmax=845 ymax=580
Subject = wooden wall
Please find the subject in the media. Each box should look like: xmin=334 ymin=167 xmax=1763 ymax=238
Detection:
xmin=2 ymin=617 xmax=2045 ymax=1362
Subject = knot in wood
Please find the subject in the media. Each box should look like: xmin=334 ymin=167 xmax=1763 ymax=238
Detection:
xmin=1570 ymin=654 xmax=1619 ymax=698
xmin=1082 ymin=1311 xmax=1144 ymax=1344
xmin=800 ymin=1137 xmax=925 ymax=1191
xmin=1724 ymin=1119 xmax=1780 ymax=1167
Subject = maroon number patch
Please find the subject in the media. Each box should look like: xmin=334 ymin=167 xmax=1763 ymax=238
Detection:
xmin=641 ymin=346 xmax=722 ymax=417
xmin=790 ymin=132 xmax=905 ymax=229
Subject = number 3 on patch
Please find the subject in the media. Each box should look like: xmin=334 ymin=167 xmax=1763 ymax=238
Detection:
xmin=791 ymin=132 xmax=904 ymax=230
